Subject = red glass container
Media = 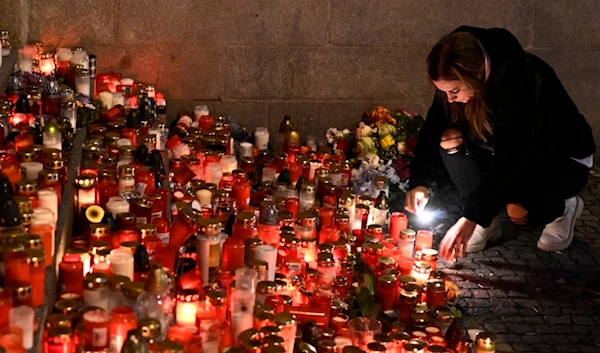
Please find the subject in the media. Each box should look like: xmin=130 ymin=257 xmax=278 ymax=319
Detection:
xmin=376 ymin=275 xmax=398 ymax=311
xmin=318 ymin=225 xmax=339 ymax=245
xmin=111 ymin=230 xmax=140 ymax=250
xmin=169 ymin=209 xmax=197 ymax=250
xmin=83 ymin=309 xmax=110 ymax=350
xmin=0 ymin=290 xmax=12 ymax=327
xmin=221 ymin=237 xmax=245 ymax=271
xmin=26 ymin=249 xmax=45 ymax=307
xmin=121 ymin=128 xmax=138 ymax=146
xmin=109 ymin=306 xmax=138 ymax=353
xmin=232 ymin=179 xmax=251 ymax=210
xmin=426 ymin=281 xmax=446 ymax=310
xmin=58 ymin=254 xmax=84 ymax=296
xmin=232 ymin=212 xmax=255 ymax=240
xmin=14 ymin=133 xmax=34 ymax=152
xmin=4 ymin=251 xmax=31 ymax=287
xmin=388 ymin=212 xmax=408 ymax=242
xmin=28 ymin=223 xmax=54 ymax=267
xmin=318 ymin=207 xmax=335 ymax=228
xmin=134 ymin=168 xmax=156 ymax=196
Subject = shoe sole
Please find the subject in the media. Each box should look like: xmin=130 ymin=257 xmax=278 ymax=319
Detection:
xmin=537 ymin=196 xmax=583 ymax=252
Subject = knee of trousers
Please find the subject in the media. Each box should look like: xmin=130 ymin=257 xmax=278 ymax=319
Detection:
xmin=506 ymin=203 xmax=528 ymax=225
xmin=440 ymin=128 xmax=463 ymax=154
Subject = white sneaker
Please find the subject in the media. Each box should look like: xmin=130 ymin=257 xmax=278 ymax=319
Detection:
xmin=537 ymin=196 xmax=583 ymax=252
xmin=466 ymin=215 xmax=502 ymax=253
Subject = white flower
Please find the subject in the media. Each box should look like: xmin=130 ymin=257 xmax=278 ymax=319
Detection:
xmin=326 ymin=127 xmax=340 ymax=144
xmin=365 ymin=152 xmax=380 ymax=166
xmin=397 ymin=141 xmax=407 ymax=154
xmin=356 ymin=122 xmax=375 ymax=140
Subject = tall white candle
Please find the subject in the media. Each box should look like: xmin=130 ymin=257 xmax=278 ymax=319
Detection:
xmin=254 ymin=245 xmax=277 ymax=281
xmin=32 ymin=207 xmax=55 ymax=225
xmin=230 ymin=290 xmax=255 ymax=341
xmin=109 ymin=249 xmax=134 ymax=280
xmin=197 ymin=234 xmax=221 ymax=283
xmin=254 ymin=127 xmax=269 ymax=150
xmin=10 ymin=306 xmax=35 ymax=349
xmin=43 ymin=131 xmax=62 ymax=150
xmin=37 ymin=189 xmax=58 ymax=225
xmin=75 ymin=74 xmax=91 ymax=97
xmin=20 ymin=162 xmax=43 ymax=180
xmin=99 ymin=92 xmax=114 ymax=110
xmin=235 ymin=268 xmax=257 ymax=293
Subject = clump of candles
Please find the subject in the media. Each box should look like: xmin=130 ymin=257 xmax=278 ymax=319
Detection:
xmin=0 ymin=46 xmax=492 ymax=353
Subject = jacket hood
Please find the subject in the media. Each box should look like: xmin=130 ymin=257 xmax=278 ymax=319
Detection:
xmin=451 ymin=26 xmax=527 ymax=108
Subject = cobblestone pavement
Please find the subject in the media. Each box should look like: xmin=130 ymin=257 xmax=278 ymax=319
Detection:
xmin=425 ymin=172 xmax=600 ymax=353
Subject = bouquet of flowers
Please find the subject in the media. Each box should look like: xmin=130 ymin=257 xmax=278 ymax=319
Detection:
xmin=326 ymin=106 xmax=425 ymax=196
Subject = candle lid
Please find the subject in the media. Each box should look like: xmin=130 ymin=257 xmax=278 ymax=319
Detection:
xmin=333 ymin=275 xmax=348 ymax=288
xmin=402 ymin=340 xmax=427 ymax=352
xmin=197 ymin=218 xmax=221 ymax=237
xmin=119 ymin=145 xmax=137 ymax=157
xmin=367 ymin=224 xmax=383 ymax=234
xmin=109 ymin=275 xmax=131 ymax=291
xmin=382 ymin=268 xmax=400 ymax=277
xmin=342 ymin=346 xmax=364 ymax=353
xmin=365 ymin=343 xmax=385 ymax=352
xmin=373 ymin=333 xmax=392 ymax=343
xmin=44 ymin=157 xmax=64 ymax=170
xmin=75 ymin=174 xmax=96 ymax=189
xmin=405 ymin=282 xmax=423 ymax=293
xmin=176 ymin=288 xmax=199 ymax=302
xmin=38 ymin=169 xmax=60 ymax=183
xmin=317 ymin=252 xmax=334 ymax=266
xmin=400 ymin=229 xmax=417 ymax=241
xmin=378 ymin=256 xmax=395 ymax=266
xmin=426 ymin=345 xmax=446 ymax=353
xmin=144 ymin=262 xmax=169 ymax=294
xmin=122 ymin=281 xmax=144 ymax=300
xmin=274 ymin=312 xmax=296 ymax=326
xmin=257 ymin=280 xmax=277 ymax=295
xmin=157 ymin=340 xmax=184 ymax=353
xmin=76 ymin=68 xmax=90 ymax=76
xmin=53 ymin=298 xmax=81 ymax=315
xmin=235 ymin=212 xmax=256 ymax=227
xmin=358 ymin=196 xmax=373 ymax=207
xmin=138 ymin=318 xmax=162 ymax=339
xmin=206 ymin=289 xmax=227 ymax=306
xmin=299 ymin=183 xmax=315 ymax=194
xmin=378 ymin=274 xmax=396 ymax=285
xmin=45 ymin=313 xmax=73 ymax=330
xmin=263 ymin=346 xmax=285 ymax=353
xmin=1 ymin=227 xmax=27 ymax=243
xmin=317 ymin=243 xmax=334 ymax=253
xmin=24 ymin=248 xmax=44 ymax=266
xmin=15 ymin=178 xmax=37 ymax=194
xmin=17 ymin=148 xmax=37 ymax=162
xmin=412 ymin=261 xmax=432 ymax=274
xmin=84 ymin=273 xmax=109 ymax=289
xmin=46 ymin=327 xmax=73 ymax=345
xmin=136 ymin=223 xmax=157 ymax=239
xmin=120 ymin=241 xmax=140 ymax=252
xmin=90 ymin=224 xmax=111 ymax=238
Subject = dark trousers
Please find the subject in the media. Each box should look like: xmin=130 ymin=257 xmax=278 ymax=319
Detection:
xmin=440 ymin=136 xmax=589 ymax=226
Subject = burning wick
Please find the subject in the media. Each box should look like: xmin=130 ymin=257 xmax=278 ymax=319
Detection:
xmin=417 ymin=209 xmax=434 ymax=224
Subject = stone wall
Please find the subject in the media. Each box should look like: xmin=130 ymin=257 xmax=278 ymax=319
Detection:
xmin=3 ymin=0 xmax=600 ymax=147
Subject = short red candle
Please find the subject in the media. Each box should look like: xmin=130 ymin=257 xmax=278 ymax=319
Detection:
xmin=221 ymin=237 xmax=245 ymax=271
xmin=389 ymin=212 xmax=408 ymax=242
xmin=109 ymin=306 xmax=137 ymax=353
xmin=58 ymin=254 xmax=84 ymax=296
xmin=285 ymin=198 xmax=300 ymax=219
xmin=318 ymin=207 xmax=335 ymax=228
xmin=232 ymin=180 xmax=251 ymax=210
xmin=415 ymin=230 xmax=433 ymax=252
xmin=28 ymin=223 xmax=54 ymax=267
xmin=4 ymin=251 xmax=31 ymax=287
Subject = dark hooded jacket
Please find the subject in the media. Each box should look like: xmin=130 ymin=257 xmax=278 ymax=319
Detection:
xmin=409 ymin=26 xmax=596 ymax=228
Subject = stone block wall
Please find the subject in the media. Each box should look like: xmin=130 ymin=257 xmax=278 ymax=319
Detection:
xmin=3 ymin=0 xmax=600 ymax=147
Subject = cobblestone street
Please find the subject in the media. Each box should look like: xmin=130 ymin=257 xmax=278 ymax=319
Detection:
xmin=430 ymin=172 xmax=600 ymax=352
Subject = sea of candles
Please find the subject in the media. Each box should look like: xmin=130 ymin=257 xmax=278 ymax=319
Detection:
xmin=0 ymin=46 xmax=486 ymax=353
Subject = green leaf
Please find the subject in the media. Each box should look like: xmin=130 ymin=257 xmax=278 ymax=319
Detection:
xmin=356 ymin=287 xmax=378 ymax=318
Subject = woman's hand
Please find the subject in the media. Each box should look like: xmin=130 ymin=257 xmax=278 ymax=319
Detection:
xmin=439 ymin=217 xmax=477 ymax=261
xmin=404 ymin=186 xmax=430 ymax=215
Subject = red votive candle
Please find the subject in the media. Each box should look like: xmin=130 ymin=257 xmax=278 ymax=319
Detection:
xmin=415 ymin=230 xmax=433 ymax=252
xmin=389 ymin=212 xmax=408 ymax=242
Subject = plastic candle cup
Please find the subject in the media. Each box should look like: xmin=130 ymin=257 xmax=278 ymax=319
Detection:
xmin=254 ymin=127 xmax=270 ymax=150
xmin=20 ymin=162 xmax=43 ymax=180
xmin=9 ymin=305 xmax=35 ymax=349
xmin=254 ymin=244 xmax=277 ymax=281
xmin=83 ymin=309 xmax=110 ymax=350
xmin=410 ymin=261 xmax=432 ymax=286
xmin=37 ymin=189 xmax=59 ymax=225
xmin=108 ymin=249 xmax=134 ymax=280
xmin=176 ymin=289 xmax=199 ymax=327
xmin=415 ymin=230 xmax=434 ymax=252
xmin=204 ymin=162 xmax=223 ymax=186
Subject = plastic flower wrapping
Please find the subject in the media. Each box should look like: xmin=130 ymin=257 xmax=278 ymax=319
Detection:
xmin=326 ymin=105 xmax=425 ymax=197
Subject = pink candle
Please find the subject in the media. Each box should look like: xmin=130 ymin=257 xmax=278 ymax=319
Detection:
xmin=415 ymin=230 xmax=433 ymax=252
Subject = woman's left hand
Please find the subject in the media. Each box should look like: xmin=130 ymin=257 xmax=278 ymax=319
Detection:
xmin=439 ymin=217 xmax=477 ymax=261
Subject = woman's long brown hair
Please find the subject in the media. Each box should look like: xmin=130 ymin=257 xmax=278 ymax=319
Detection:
xmin=427 ymin=31 xmax=492 ymax=142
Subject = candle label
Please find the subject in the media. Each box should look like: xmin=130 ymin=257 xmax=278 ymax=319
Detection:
xmin=134 ymin=182 xmax=147 ymax=196
xmin=157 ymin=232 xmax=170 ymax=244
xmin=93 ymin=327 xmax=108 ymax=347
xmin=208 ymin=243 xmax=220 ymax=279
xmin=136 ymin=217 xmax=148 ymax=224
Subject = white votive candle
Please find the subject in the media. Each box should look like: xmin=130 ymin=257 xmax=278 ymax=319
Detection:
xmin=204 ymin=162 xmax=223 ymax=186
xmin=32 ymin=207 xmax=55 ymax=225
xmin=43 ymin=131 xmax=62 ymax=150
xmin=99 ymin=92 xmax=114 ymax=109
xmin=240 ymin=142 xmax=253 ymax=158
xmin=220 ymin=155 xmax=238 ymax=174
xmin=20 ymin=162 xmax=43 ymax=180
xmin=10 ymin=306 xmax=35 ymax=349
xmin=106 ymin=198 xmax=130 ymax=218
xmin=109 ymin=249 xmax=134 ymax=280
xmin=116 ymin=138 xmax=132 ymax=147
xmin=37 ymin=189 xmax=58 ymax=225
xmin=112 ymin=92 xmax=125 ymax=107
xmin=254 ymin=127 xmax=269 ymax=150
xmin=120 ymin=78 xmax=134 ymax=86
xmin=254 ymin=244 xmax=277 ymax=281
xmin=193 ymin=105 xmax=210 ymax=125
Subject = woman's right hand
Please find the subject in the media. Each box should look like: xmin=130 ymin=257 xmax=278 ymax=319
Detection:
xmin=404 ymin=186 xmax=430 ymax=215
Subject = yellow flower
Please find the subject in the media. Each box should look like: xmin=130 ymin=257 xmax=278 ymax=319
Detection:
xmin=380 ymin=135 xmax=395 ymax=150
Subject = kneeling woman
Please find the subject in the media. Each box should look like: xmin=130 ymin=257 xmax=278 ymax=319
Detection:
xmin=404 ymin=26 xmax=595 ymax=260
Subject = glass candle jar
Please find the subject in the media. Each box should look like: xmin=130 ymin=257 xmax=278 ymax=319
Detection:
xmin=58 ymin=254 xmax=84 ymax=295
xmin=426 ymin=280 xmax=446 ymax=310
xmin=255 ymin=127 xmax=270 ymax=150
xmin=169 ymin=208 xmax=197 ymax=251
xmin=83 ymin=308 xmax=110 ymax=350
xmin=299 ymin=183 xmax=316 ymax=212
xmin=175 ymin=289 xmax=199 ymax=327
xmin=397 ymin=229 xmax=416 ymax=258
xmin=83 ymin=273 xmax=110 ymax=311
xmin=75 ymin=69 xmax=91 ymax=96
xmin=25 ymin=249 xmax=45 ymax=307
xmin=9 ymin=305 xmax=35 ymax=349
xmin=196 ymin=219 xmax=222 ymax=282
xmin=376 ymin=275 xmax=398 ymax=311
xmin=388 ymin=212 xmax=408 ymax=242
xmin=415 ymin=230 xmax=433 ymax=253
xmin=221 ymin=237 xmax=245 ymax=272
xmin=410 ymin=261 xmax=432 ymax=286
xmin=4 ymin=250 xmax=31 ymax=287
xmin=274 ymin=313 xmax=297 ymax=353
xmin=109 ymin=306 xmax=138 ymax=353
